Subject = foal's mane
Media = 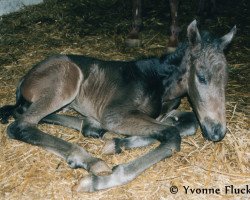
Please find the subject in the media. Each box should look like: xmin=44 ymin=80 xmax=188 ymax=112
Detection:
xmin=161 ymin=42 xmax=188 ymax=66
xmin=161 ymin=31 xmax=216 ymax=66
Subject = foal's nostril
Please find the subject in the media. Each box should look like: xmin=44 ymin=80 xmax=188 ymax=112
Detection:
xmin=211 ymin=124 xmax=226 ymax=142
xmin=210 ymin=132 xmax=221 ymax=142
xmin=210 ymin=124 xmax=220 ymax=141
xmin=201 ymin=123 xmax=226 ymax=142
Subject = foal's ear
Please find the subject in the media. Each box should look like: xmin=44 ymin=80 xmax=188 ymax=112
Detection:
xmin=187 ymin=20 xmax=201 ymax=46
xmin=219 ymin=26 xmax=237 ymax=50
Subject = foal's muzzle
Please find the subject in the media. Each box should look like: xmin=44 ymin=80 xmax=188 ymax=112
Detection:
xmin=201 ymin=118 xmax=226 ymax=142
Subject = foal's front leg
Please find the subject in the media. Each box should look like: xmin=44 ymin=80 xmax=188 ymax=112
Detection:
xmin=102 ymin=111 xmax=198 ymax=154
xmin=76 ymin=109 xmax=181 ymax=192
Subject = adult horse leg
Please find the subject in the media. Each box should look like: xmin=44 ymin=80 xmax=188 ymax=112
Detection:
xmin=125 ymin=0 xmax=142 ymax=47
xmin=167 ymin=0 xmax=180 ymax=53
xmin=197 ymin=0 xmax=217 ymax=23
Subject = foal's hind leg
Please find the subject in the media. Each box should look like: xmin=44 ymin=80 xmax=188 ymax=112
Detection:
xmin=42 ymin=114 xmax=106 ymax=138
xmin=41 ymin=114 xmax=83 ymax=131
xmin=7 ymin=99 xmax=111 ymax=175
xmin=7 ymin=60 xmax=111 ymax=175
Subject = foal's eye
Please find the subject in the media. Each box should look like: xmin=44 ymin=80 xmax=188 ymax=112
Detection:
xmin=197 ymin=74 xmax=207 ymax=84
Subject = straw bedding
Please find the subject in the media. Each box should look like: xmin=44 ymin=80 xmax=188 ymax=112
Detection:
xmin=0 ymin=0 xmax=249 ymax=199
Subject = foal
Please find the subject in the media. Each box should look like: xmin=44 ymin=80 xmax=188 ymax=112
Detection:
xmin=0 ymin=20 xmax=235 ymax=192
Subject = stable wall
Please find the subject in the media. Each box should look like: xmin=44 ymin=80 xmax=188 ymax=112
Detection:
xmin=0 ymin=0 xmax=43 ymax=16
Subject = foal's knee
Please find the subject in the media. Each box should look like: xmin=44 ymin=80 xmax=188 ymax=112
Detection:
xmin=174 ymin=112 xmax=198 ymax=137
xmin=154 ymin=127 xmax=181 ymax=151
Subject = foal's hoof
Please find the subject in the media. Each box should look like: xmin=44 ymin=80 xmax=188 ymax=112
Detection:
xmin=125 ymin=38 xmax=141 ymax=47
xmin=75 ymin=175 xmax=95 ymax=193
xmin=88 ymin=159 xmax=112 ymax=176
xmin=102 ymin=139 xmax=122 ymax=155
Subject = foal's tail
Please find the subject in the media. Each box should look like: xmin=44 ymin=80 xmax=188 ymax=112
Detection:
xmin=0 ymin=79 xmax=24 ymax=124
xmin=0 ymin=104 xmax=18 ymax=124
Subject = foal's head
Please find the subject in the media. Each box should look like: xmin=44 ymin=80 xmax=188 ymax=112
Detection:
xmin=186 ymin=20 xmax=236 ymax=142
